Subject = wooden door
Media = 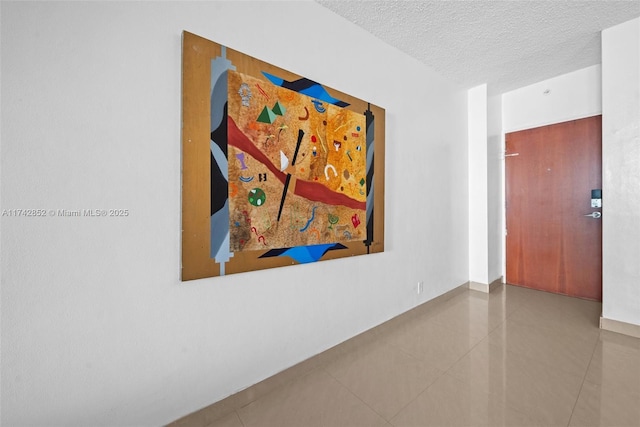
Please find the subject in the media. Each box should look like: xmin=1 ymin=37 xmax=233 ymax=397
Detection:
xmin=505 ymin=115 xmax=602 ymax=301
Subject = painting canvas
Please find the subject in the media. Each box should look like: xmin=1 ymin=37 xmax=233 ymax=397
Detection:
xmin=182 ymin=31 xmax=385 ymax=280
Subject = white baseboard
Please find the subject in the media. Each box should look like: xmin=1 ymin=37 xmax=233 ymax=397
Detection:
xmin=468 ymin=277 xmax=503 ymax=294
xmin=600 ymin=316 xmax=640 ymax=339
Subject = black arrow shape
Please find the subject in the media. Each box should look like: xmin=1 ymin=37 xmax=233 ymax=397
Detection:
xmin=277 ymin=129 xmax=305 ymax=222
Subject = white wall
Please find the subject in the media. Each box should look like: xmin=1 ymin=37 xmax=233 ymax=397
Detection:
xmin=468 ymin=85 xmax=489 ymax=285
xmin=487 ymin=94 xmax=503 ymax=282
xmin=601 ymin=17 xmax=640 ymax=328
xmin=503 ymin=65 xmax=602 ymax=133
xmin=468 ymin=87 xmax=502 ymax=288
xmin=0 ymin=2 xmax=469 ymax=425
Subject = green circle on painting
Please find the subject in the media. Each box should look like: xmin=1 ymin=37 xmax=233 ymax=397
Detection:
xmin=248 ymin=188 xmax=266 ymax=207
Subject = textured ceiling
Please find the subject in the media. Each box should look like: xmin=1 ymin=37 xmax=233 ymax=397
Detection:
xmin=315 ymin=0 xmax=640 ymax=95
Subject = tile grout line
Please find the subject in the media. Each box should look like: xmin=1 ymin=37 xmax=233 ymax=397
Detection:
xmin=320 ymin=363 xmax=393 ymax=424
xmin=439 ymin=293 xmax=578 ymax=425
xmin=232 ymin=410 xmax=246 ymax=427
xmin=566 ymin=332 xmax=601 ymax=427
xmin=385 ymin=368 xmax=449 ymax=426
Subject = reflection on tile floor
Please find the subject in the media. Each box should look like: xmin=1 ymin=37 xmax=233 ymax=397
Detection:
xmin=180 ymin=285 xmax=640 ymax=427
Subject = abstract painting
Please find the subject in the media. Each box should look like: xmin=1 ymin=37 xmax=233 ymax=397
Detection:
xmin=182 ymin=31 xmax=385 ymax=280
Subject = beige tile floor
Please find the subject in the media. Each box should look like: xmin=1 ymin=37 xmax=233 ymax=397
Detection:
xmin=175 ymin=284 xmax=640 ymax=427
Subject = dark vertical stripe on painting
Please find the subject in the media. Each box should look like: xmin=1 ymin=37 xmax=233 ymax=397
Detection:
xmin=210 ymin=102 xmax=229 ymax=216
xmin=210 ymin=102 xmax=228 ymax=157
xmin=364 ymin=105 xmax=375 ymax=252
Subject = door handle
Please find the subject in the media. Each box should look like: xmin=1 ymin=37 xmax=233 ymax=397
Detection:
xmin=584 ymin=212 xmax=602 ymax=219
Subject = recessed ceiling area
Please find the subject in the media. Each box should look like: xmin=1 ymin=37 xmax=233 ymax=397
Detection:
xmin=315 ymin=1 xmax=640 ymax=95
